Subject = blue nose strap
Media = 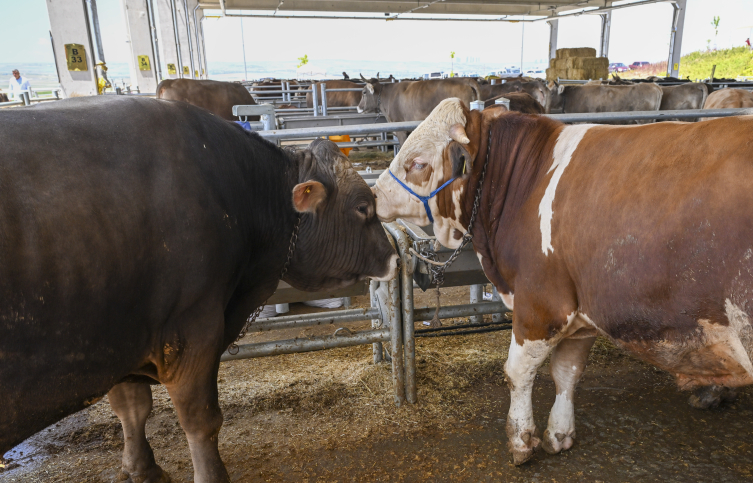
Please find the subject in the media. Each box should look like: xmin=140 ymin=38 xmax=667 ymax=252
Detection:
xmin=388 ymin=170 xmax=456 ymax=224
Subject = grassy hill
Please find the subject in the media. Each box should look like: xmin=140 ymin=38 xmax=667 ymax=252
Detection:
xmin=626 ymin=46 xmax=753 ymax=80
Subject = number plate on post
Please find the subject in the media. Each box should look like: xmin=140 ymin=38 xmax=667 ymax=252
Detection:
xmin=65 ymin=44 xmax=88 ymax=71
xmin=182 ymin=66 xmax=190 ymax=75
xmin=138 ymin=55 xmax=151 ymax=71
xmin=167 ymin=64 xmax=177 ymax=75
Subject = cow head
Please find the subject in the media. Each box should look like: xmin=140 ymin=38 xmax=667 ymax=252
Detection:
xmin=546 ymin=81 xmax=566 ymax=113
xmin=357 ymin=74 xmax=382 ymax=113
xmin=372 ymin=98 xmax=506 ymax=248
xmin=284 ymin=139 xmax=398 ymax=291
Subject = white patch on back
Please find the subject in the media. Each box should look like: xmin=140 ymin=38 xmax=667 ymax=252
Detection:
xmin=538 ymin=124 xmax=594 ymax=256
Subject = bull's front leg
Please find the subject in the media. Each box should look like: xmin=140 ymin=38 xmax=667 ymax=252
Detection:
xmin=504 ymin=326 xmax=552 ymax=465
xmin=542 ymin=336 xmax=595 ymax=455
xmin=108 ymin=382 xmax=171 ymax=483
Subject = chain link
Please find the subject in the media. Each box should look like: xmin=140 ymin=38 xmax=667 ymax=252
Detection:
xmin=227 ymin=214 xmax=302 ymax=355
xmin=422 ymin=130 xmax=492 ymax=283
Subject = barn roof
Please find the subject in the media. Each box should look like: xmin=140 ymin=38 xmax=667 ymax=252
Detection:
xmin=203 ymin=0 xmax=667 ymax=20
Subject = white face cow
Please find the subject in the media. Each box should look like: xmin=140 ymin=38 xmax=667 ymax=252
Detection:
xmin=373 ymin=98 xmax=504 ymax=249
xmin=373 ymin=98 xmax=470 ymax=248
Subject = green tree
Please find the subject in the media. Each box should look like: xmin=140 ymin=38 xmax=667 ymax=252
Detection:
xmin=297 ymin=55 xmax=309 ymax=68
xmin=450 ymin=51 xmax=456 ymax=77
xmin=711 ymin=16 xmax=720 ymax=50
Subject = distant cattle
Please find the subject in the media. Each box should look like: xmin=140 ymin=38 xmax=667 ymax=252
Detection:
xmin=478 ymin=80 xmax=549 ymax=108
xmin=659 ymin=83 xmax=708 ymax=121
xmin=306 ymin=80 xmax=363 ymax=108
xmin=702 ymin=88 xmax=753 ymax=120
xmin=0 ymin=92 xmax=9 ymax=103
xmin=357 ymin=76 xmax=480 ymax=144
xmin=547 ymin=82 xmax=663 ymax=123
xmin=157 ymin=78 xmax=258 ymax=121
xmin=483 ymin=92 xmax=545 ymax=114
xmin=373 ymin=97 xmax=753 ymax=466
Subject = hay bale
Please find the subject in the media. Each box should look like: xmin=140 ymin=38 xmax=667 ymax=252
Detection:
xmin=551 ymin=59 xmax=569 ymax=70
xmin=557 ymin=47 xmax=597 ymax=59
xmin=566 ymin=57 xmax=609 ymax=70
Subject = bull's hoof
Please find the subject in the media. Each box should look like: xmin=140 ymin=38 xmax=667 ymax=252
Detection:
xmin=509 ymin=430 xmax=540 ymax=465
xmin=541 ymin=429 xmax=575 ymax=454
xmin=688 ymin=385 xmax=738 ymax=409
xmin=116 ymin=467 xmax=171 ymax=483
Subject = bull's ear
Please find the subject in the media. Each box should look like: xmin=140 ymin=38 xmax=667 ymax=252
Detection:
xmin=292 ymin=181 xmax=327 ymax=213
xmin=448 ymin=142 xmax=474 ymax=179
xmin=366 ymin=83 xmax=375 ymax=94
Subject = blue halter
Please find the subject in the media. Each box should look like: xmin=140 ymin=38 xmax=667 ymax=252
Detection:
xmin=388 ymin=170 xmax=456 ymax=224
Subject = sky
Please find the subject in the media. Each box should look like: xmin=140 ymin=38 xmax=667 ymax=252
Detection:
xmin=1 ymin=0 xmax=752 ymax=74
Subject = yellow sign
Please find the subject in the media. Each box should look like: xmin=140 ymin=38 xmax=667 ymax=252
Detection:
xmin=195 ymin=70 xmax=199 ymax=78
xmin=673 ymin=63 xmax=679 ymax=71
xmin=183 ymin=66 xmax=190 ymax=75
xmin=167 ymin=63 xmax=177 ymax=75
xmin=137 ymin=55 xmax=151 ymax=71
xmin=65 ymin=44 xmax=88 ymax=71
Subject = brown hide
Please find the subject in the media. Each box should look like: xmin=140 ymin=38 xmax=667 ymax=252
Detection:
xmin=305 ymin=80 xmax=362 ymax=108
xmin=483 ymin=92 xmax=545 ymax=114
xmin=702 ymin=88 xmax=753 ymax=119
xmin=659 ymin=83 xmax=708 ymax=121
xmin=157 ymin=79 xmax=258 ymax=121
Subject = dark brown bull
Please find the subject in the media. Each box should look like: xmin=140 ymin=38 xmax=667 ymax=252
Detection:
xmin=157 ymin=78 xmax=258 ymax=121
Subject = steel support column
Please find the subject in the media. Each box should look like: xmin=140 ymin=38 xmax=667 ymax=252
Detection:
xmin=46 ymin=0 xmax=98 ymax=97
xmin=599 ymin=10 xmax=612 ymax=59
xmin=156 ymin=0 xmax=181 ymax=78
xmin=120 ymin=0 xmax=159 ymax=92
xmin=667 ymin=0 xmax=687 ymax=78
xmin=547 ymin=19 xmax=559 ymax=61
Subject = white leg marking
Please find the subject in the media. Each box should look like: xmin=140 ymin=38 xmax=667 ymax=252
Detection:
xmin=505 ymin=332 xmax=552 ymax=463
xmin=538 ymin=124 xmax=594 ymax=256
xmin=543 ymin=335 xmax=595 ymax=455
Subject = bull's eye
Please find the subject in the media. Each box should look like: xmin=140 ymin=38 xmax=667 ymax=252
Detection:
xmin=356 ymin=204 xmax=369 ymax=216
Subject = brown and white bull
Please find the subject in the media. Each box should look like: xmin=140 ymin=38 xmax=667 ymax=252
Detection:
xmin=373 ymin=98 xmax=753 ymax=465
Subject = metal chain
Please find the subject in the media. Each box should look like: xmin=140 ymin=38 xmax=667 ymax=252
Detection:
xmin=418 ymin=130 xmax=493 ymax=327
xmin=420 ymin=130 xmax=493 ymax=281
xmin=227 ymin=214 xmax=302 ymax=355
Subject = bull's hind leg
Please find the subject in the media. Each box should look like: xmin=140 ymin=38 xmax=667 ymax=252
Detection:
xmin=108 ymin=382 xmax=171 ymax=483
xmin=505 ymin=329 xmax=552 ymax=465
xmin=542 ymin=336 xmax=595 ymax=455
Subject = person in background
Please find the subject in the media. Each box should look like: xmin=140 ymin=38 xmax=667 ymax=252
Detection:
xmin=8 ymin=69 xmax=31 ymax=100
xmin=746 ymin=38 xmax=751 ymax=50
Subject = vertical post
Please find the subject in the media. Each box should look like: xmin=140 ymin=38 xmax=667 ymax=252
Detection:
xmin=45 ymin=0 xmax=99 ymax=97
xmin=169 ymin=0 xmax=184 ymax=78
xmin=120 ymin=0 xmax=159 ymax=93
xmin=492 ymin=286 xmax=504 ymax=323
xmin=200 ymin=17 xmax=209 ymax=77
xmin=547 ymin=19 xmax=559 ymax=62
xmin=239 ymin=17 xmax=248 ymax=80
xmin=599 ymin=10 xmax=612 ymax=58
xmin=182 ymin=0 xmax=195 ymax=78
xmin=520 ymin=22 xmax=525 ymax=74
xmin=370 ymin=280 xmax=383 ymax=364
xmin=667 ymin=0 xmax=687 ymax=78
xmin=312 ymin=83 xmax=319 ymax=116
xmin=21 ymin=92 xmax=31 ymax=106
xmin=320 ymin=82 xmax=328 ymax=116
xmin=388 ymin=275 xmax=405 ymax=406
xmin=155 ymin=0 xmax=180 ymax=79
xmin=469 ymin=285 xmax=484 ymax=324
xmin=192 ymin=4 xmax=204 ymax=78
xmin=469 ymin=99 xmax=484 ymax=324
xmin=147 ymin=0 xmax=163 ymax=82
xmin=282 ymin=80 xmax=288 ymax=102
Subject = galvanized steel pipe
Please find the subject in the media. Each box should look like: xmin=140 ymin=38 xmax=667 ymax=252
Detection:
xmin=250 ymin=307 xmax=380 ymax=332
xmin=220 ymin=328 xmax=390 ymax=361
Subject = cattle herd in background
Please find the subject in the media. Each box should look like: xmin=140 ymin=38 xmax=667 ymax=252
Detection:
xmin=242 ymin=72 xmax=753 ymax=134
